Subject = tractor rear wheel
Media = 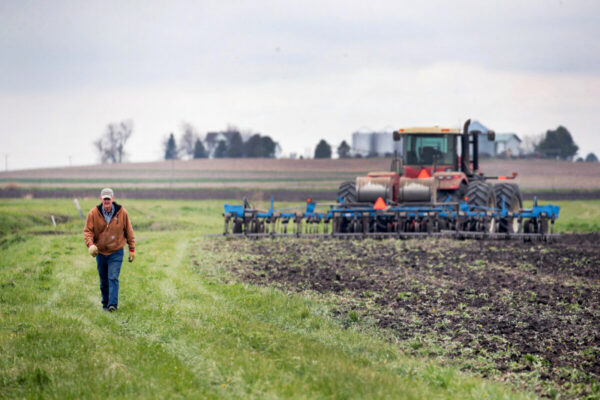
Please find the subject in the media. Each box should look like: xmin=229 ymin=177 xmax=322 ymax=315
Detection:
xmin=493 ymin=183 xmax=522 ymax=233
xmin=337 ymin=181 xmax=357 ymax=204
xmin=466 ymin=181 xmax=496 ymax=208
xmin=465 ymin=181 xmax=496 ymax=232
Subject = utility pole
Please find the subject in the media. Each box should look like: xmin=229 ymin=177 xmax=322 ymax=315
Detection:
xmin=170 ymin=159 xmax=174 ymax=187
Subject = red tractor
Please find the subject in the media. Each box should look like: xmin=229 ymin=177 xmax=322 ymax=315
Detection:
xmin=337 ymin=119 xmax=523 ymax=233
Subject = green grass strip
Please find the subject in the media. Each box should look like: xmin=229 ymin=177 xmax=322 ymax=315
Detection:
xmin=0 ymin=199 xmax=537 ymax=399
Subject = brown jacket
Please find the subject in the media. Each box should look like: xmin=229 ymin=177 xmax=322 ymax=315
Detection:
xmin=84 ymin=202 xmax=135 ymax=255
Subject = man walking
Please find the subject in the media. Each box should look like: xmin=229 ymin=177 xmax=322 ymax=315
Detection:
xmin=84 ymin=188 xmax=135 ymax=312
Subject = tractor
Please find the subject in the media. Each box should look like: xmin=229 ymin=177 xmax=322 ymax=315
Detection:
xmin=222 ymin=119 xmax=559 ymax=238
xmin=337 ymin=119 xmax=523 ymax=233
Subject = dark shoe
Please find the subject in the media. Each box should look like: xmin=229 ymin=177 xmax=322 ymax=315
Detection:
xmin=107 ymin=305 xmax=117 ymax=312
xmin=102 ymin=306 xmax=108 ymax=311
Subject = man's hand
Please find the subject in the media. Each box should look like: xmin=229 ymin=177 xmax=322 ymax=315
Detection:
xmin=89 ymin=245 xmax=98 ymax=257
xmin=128 ymin=251 xmax=135 ymax=263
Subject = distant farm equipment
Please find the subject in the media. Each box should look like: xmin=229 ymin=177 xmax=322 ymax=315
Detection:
xmin=223 ymin=120 xmax=560 ymax=239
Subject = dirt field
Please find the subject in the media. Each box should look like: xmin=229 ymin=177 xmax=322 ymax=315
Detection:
xmin=1 ymin=158 xmax=599 ymax=191
xmin=2 ymin=188 xmax=599 ymax=202
xmin=209 ymin=234 xmax=600 ymax=398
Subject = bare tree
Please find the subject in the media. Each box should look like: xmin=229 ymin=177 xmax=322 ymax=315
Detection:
xmin=179 ymin=122 xmax=200 ymax=159
xmin=94 ymin=120 xmax=133 ymax=163
xmin=521 ymin=133 xmax=544 ymax=156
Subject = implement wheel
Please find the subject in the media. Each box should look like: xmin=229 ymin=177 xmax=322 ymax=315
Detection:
xmin=494 ymin=183 xmax=522 ymax=233
xmin=232 ymin=220 xmax=243 ymax=234
xmin=337 ymin=181 xmax=357 ymax=204
xmin=523 ymin=218 xmax=549 ymax=235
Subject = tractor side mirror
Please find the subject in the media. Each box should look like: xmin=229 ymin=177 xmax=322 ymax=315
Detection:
xmin=393 ymin=131 xmax=401 ymax=141
xmin=487 ymin=130 xmax=495 ymax=141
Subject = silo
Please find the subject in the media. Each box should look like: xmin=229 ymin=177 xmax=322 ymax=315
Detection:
xmin=372 ymin=132 xmax=389 ymax=156
xmin=352 ymin=132 xmax=372 ymax=157
xmin=373 ymin=132 xmax=402 ymax=157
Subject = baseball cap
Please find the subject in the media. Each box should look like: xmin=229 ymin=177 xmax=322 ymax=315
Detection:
xmin=101 ymin=188 xmax=114 ymax=199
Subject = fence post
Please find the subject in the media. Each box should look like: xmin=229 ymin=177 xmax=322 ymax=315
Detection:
xmin=74 ymin=198 xmax=85 ymax=220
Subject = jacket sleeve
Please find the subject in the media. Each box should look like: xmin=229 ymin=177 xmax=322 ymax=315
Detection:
xmin=123 ymin=209 xmax=135 ymax=252
xmin=83 ymin=209 xmax=96 ymax=248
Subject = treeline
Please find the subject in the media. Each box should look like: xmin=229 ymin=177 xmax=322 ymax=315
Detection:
xmin=163 ymin=124 xmax=279 ymax=160
xmin=92 ymin=120 xmax=597 ymax=164
xmin=313 ymin=140 xmax=351 ymax=159
xmin=521 ymin=126 xmax=596 ymax=161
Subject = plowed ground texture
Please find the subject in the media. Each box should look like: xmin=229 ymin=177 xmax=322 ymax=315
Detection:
xmin=209 ymin=234 xmax=600 ymax=399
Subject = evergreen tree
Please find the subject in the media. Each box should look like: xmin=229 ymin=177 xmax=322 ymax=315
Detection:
xmin=260 ymin=136 xmax=278 ymax=158
xmin=164 ymin=133 xmax=178 ymax=160
xmin=337 ymin=140 xmax=351 ymax=158
xmin=226 ymin=131 xmax=244 ymax=158
xmin=244 ymin=134 xmax=279 ymax=158
xmin=535 ymin=126 xmax=578 ymax=160
xmin=193 ymin=138 xmax=207 ymax=159
xmin=214 ymin=140 xmax=228 ymax=158
xmin=244 ymin=134 xmax=262 ymax=157
xmin=314 ymin=139 xmax=332 ymax=159
xmin=586 ymin=152 xmax=598 ymax=162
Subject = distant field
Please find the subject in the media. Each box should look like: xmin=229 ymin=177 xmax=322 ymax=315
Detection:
xmin=1 ymin=158 xmax=599 ymax=192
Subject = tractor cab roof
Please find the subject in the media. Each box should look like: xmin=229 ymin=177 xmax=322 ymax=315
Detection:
xmin=396 ymin=127 xmax=460 ymax=135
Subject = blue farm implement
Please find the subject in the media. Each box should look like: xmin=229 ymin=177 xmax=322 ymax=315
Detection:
xmin=222 ymin=196 xmax=560 ymax=240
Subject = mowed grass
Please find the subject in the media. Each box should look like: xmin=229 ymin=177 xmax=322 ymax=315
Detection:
xmin=0 ymin=199 xmax=541 ymax=399
xmin=547 ymin=200 xmax=600 ymax=232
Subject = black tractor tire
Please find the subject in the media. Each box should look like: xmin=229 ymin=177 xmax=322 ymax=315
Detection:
xmin=337 ymin=181 xmax=357 ymax=204
xmin=465 ymin=181 xmax=496 ymax=232
xmin=493 ymin=183 xmax=523 ymax=233
xmin=466 ymin=181 xmax=496 ymax=208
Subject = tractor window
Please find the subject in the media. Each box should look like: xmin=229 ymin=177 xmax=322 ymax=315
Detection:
xmin=403 ymin=135 xmax=455 ymax=165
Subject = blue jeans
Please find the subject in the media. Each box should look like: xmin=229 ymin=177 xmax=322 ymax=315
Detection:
xmin=96 ymin=248 xmax=124 ymax=308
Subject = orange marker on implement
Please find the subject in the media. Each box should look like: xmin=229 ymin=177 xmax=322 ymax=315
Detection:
xmin=374 ymin=197 xmax=387 ymax=210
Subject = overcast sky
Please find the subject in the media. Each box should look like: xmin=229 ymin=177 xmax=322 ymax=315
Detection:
xmin=1 ymin=0 xmax=599 ymax=170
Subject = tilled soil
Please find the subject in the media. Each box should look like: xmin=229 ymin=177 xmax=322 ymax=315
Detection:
xmin=210 ymin=234 xmax=600 ymax=398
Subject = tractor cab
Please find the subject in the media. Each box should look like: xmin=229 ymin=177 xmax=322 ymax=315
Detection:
xmin=395 ymin=127 xmax=461 ymax=178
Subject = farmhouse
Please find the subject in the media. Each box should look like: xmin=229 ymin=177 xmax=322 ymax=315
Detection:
xmin=469 ymin=120 xmax=522 ymax=157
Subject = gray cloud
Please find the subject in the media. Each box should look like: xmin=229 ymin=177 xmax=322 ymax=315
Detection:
xmin=1 ymin=0 xmax=600 ymax=170
xmin=1 ymin=0 xmax=599 ymax=93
